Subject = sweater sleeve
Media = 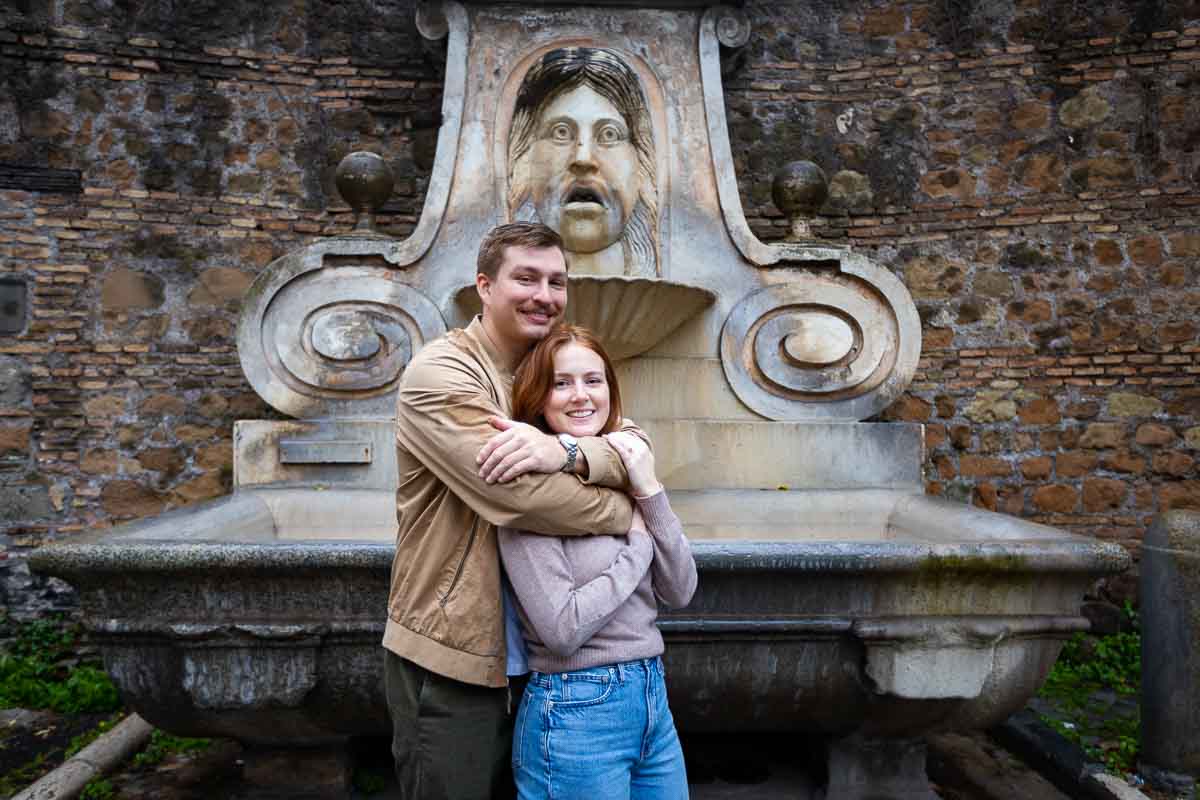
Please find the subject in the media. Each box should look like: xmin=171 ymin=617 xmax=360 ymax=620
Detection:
xmin=498 ymin=527 xmax=654 ymax=658
xmin=395 ymin=349 xmax=634 ymax=536
xmin=576 ymin=419 xmax=653 ymax=490
xmin=635 ymin=490 xmax=698 ymax=609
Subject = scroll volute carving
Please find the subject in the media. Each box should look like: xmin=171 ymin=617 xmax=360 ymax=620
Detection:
xmin=720 ymin=260 xmax=921 ymax=422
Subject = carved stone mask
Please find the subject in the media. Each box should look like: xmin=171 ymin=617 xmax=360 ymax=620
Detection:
xmin=530 ymin=84 xmax=640 ymax=254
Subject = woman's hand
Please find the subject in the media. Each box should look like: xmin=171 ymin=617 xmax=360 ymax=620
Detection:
xmin=605 ymin=431 xmax=662 ymax=498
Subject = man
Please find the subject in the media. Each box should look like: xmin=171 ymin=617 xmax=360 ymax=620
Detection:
xmin=385 ymin=222 xmax=645 ymax=799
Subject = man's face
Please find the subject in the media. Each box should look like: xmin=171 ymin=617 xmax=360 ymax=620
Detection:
xmin=476 ymin=245 xmax=568 ymax=349
xmin=530 ymin=84 xmax=640 ymax=254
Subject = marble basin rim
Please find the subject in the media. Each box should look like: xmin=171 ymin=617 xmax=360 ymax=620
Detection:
xmin=29 ymin=486 xmax=1128 ymax=746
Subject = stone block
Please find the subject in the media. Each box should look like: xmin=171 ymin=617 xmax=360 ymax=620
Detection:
xmin=101 ymin=480 xmax=168 ymax=518
xmin=1082 ymin=478 xmax=1128 ymax=512
xmin=1186 ymin=427 xmax=1200 ymax=449
xmin=1102 ymin=451 xmax=1146 ymax=474
xmin=959 ymin=455 xmax=1011 ymax=478
xmin=1033 ymin=484 xmax=1078 ymax=513
xmin=1079 ymin=423 xmax=1125 ymax=449
xmin=1057 ymin=451 xmax=1098 ymax=477
xmin=82 ymin=394 xmax=127 ymax=418
xmin=188 ymin=267 xmax=253 ymax=307
xmin=1137 ymin=423 xmax=1177 ymax=446
xmin=1020 ymin=456 xmax=1052 ymax=480
xmin=141 ymin=393 xmax=187 ymax=416
xmin=0 ymin=422 xmax=32 ymax=456
xmin=1108 ymin=391 xmax=1164 ymax=417
xmin=884 ymin=394 xmax=932 ymax=422
xmin=0 ymin=356 xmax=30 ymax=406
xmin=1159 ymin=481 xmax=1200 ymax=511
xmin=101 ymin=267 xmax=164 ymax=311
xmin=964 ymin=391 xmax=1016 ymax=423
xmin=0 ymin=485 xmax=53 ymax=522
xmin=1060 ymin=87 xmax=1111 ymax=129
xmin=1152 ymin=451 xmax=1195 ymax=477
xmin=1018 ymin=397 xmax=1060 ymax=425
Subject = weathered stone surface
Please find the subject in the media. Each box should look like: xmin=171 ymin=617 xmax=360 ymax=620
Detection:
xmin=82 ymin=394 xmax=127 ymax=418
xmin=195 ymin=441 xmax=233 ymax=471
xmin=964 ymin=392 xmax=1016 ymax=423
xmin=141 ymin=394 xmax=187 ymax=417
xmin=188 ymin=268 xmax=253 ymax=307
xmin=1034 ymin=485 xmax=1078 ymax=513
xmin=960 ymin=455 xmax=1011 ymax=478
xmin=905 ymin=255 xmax=965 ymax=299
xmin=826 ymin=169 xmax=873 ymax=212
xmin=1079 ymin=423 xmax=1125 ymax=450
xmin=100 ymin=480 xmax=168 ymax=518
xmin=1137 ymin=423 xmax=1177 ymax=446
xmin=1152 ymin=452 xmax=1195 ymax=477
xmin=136 ymin=447 xmax=185 ymax=476
xmin=1059 ymin=87 xmax=1111 ymax=129
xmin=1020 ymin=456 xmax=1052 ymax=480
xmin=1159 ymin=482 xmax=1200 ymax=510
xmin=1102 ymin=451 xmax=1145 ymax=475
xmin=1108 ymin=392 xmax=1164 ymax=418
xmin=174 ymin=424 xmax=218 ymax=444
xmin=1185 ymin=428 xmax=1200 ymax=450
xmin=1018 ymin=398 xmax=1060 ymax=426
xmin=0 ymin=422 xmax=32 ymax=456
xmin=0 ymin=485 xmax=53 ymax=522
xmin=101 ymin=267 xmax=165 ymax=311
xmin=1083 ymin=478 xmax=1128 ymax=512
xmin=0 ymin=356 xmax=31 ymax=406
xmin=885 ymin=394 xmax=932 ymax=422
xmin=973 ymin=270 xmax=1013 ymax=298
xmin=172 ymin=471 xmax=227 ymax=504
xmin=1057 ymin=451 xmax=1098 ymax=478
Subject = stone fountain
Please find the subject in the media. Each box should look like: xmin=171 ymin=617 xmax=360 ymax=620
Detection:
xmin=30 ymin=3 xmax=1128 ymax=798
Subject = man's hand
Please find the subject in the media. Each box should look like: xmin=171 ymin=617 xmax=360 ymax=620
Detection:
xmin=477 ymin=416 xmax=567 ymax=484
xmin=605 ymin=431 xmax=662 ymax=498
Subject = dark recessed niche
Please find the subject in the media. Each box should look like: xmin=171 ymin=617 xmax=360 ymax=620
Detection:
xmin=0 ymin=278 xmax=27 ymax=335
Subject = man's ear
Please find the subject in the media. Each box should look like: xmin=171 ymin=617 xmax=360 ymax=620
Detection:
xmin=475 ymin=271 xmax=491 ymax=311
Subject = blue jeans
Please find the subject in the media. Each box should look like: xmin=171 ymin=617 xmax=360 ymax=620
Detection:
xmin=513 ymin=657 xmax=688 ymax=800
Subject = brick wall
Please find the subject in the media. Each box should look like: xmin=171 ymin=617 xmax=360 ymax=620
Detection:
xmin=2 ymin=0 xmax=1198 ymax=613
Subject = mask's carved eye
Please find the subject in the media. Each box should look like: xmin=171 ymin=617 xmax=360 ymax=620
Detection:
xmin=597 ymin=124 xmax=625 ymax=145
xmin=550 ymin=122 xmax=573 ymax=142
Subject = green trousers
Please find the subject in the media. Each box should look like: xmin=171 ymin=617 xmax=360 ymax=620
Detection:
xmin=384 ymin=651 xmax=516 ymax=800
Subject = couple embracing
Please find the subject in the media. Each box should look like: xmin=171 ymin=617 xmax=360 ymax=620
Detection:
xmin=384 ymin=222 xmax=697 ymax=800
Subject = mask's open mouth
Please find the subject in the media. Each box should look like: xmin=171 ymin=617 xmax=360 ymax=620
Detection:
xmin=564 ymin=185 xmax=606 ymax=214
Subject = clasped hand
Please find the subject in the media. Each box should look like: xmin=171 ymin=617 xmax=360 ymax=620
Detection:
xmin=476 ymin=416 xmax=565 ymax=484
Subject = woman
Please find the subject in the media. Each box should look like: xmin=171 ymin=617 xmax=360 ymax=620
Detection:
xmin=499 ymin=325 xmax=696 ymax=800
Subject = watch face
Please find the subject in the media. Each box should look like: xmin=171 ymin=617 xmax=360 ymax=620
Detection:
xmin=559 ymin=433 xmax=579 ymax=446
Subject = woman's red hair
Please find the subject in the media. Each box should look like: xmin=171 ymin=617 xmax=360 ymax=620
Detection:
xmin=512 ymin=325 xmax=623 ymax=435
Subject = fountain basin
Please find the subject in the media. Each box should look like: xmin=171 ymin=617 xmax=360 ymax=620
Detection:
xmin=29 ymin=487 xmax=1126 ymax=747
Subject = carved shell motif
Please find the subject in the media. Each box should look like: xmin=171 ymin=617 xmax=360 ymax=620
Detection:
xmin=720 ymin=261 xmax=920 ymax=422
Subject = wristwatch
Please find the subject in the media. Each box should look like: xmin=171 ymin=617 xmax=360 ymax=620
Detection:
xmin=558 ymin=433 xmax=579 ymax=473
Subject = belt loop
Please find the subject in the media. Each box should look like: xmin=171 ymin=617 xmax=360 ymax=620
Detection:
xmin=615 ymin=663 xmax=625 ymax=683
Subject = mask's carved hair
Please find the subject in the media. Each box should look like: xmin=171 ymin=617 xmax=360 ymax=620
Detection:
xmin=508 ymin=47 xmax=659 ymax=276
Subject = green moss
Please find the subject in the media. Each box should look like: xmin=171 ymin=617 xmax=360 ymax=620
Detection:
xmin=919 ymin=552 xmax=1028 ymax=573
xmin=131 ymin=729 xmax=211 ymax=769
xmin=0 ymin=615 xmax=121 ymax=713
xmin=1038 ymin=603 xmax=1141 ymax=776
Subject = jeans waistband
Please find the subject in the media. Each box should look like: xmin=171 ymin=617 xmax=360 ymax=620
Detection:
xmin=530 ymin=656 xmax=662 ymax=687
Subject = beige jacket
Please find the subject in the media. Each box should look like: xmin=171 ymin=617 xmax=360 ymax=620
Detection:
xmin=385 ymin=317 xmax=638 ymax=688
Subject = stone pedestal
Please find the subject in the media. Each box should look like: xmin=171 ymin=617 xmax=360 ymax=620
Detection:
xmin=1140 ymin=510 xmax=1200 ymax=789
xmin=825 ymin=734 xmax=939 ymax=800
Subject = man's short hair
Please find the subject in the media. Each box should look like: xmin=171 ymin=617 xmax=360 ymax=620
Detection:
xmin=477 ymin=222 xmax=565 ymax=279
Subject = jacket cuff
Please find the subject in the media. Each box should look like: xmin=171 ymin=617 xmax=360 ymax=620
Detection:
xmin=577 ymin=437 xmax=625 ymax=488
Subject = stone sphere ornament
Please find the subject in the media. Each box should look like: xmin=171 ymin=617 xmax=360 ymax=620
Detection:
xmin=335 ymin=152 xmax=395 ymax=232
xmin=772 ymin=160 xmax=829 ymax=241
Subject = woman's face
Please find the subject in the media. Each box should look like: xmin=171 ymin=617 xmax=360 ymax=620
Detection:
xmin=542 ymin=342 xmax=611 ymax=438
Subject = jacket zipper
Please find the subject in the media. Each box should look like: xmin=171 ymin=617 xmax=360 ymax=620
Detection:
xmin=439 ymin=526 xmax=477 ymax=607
